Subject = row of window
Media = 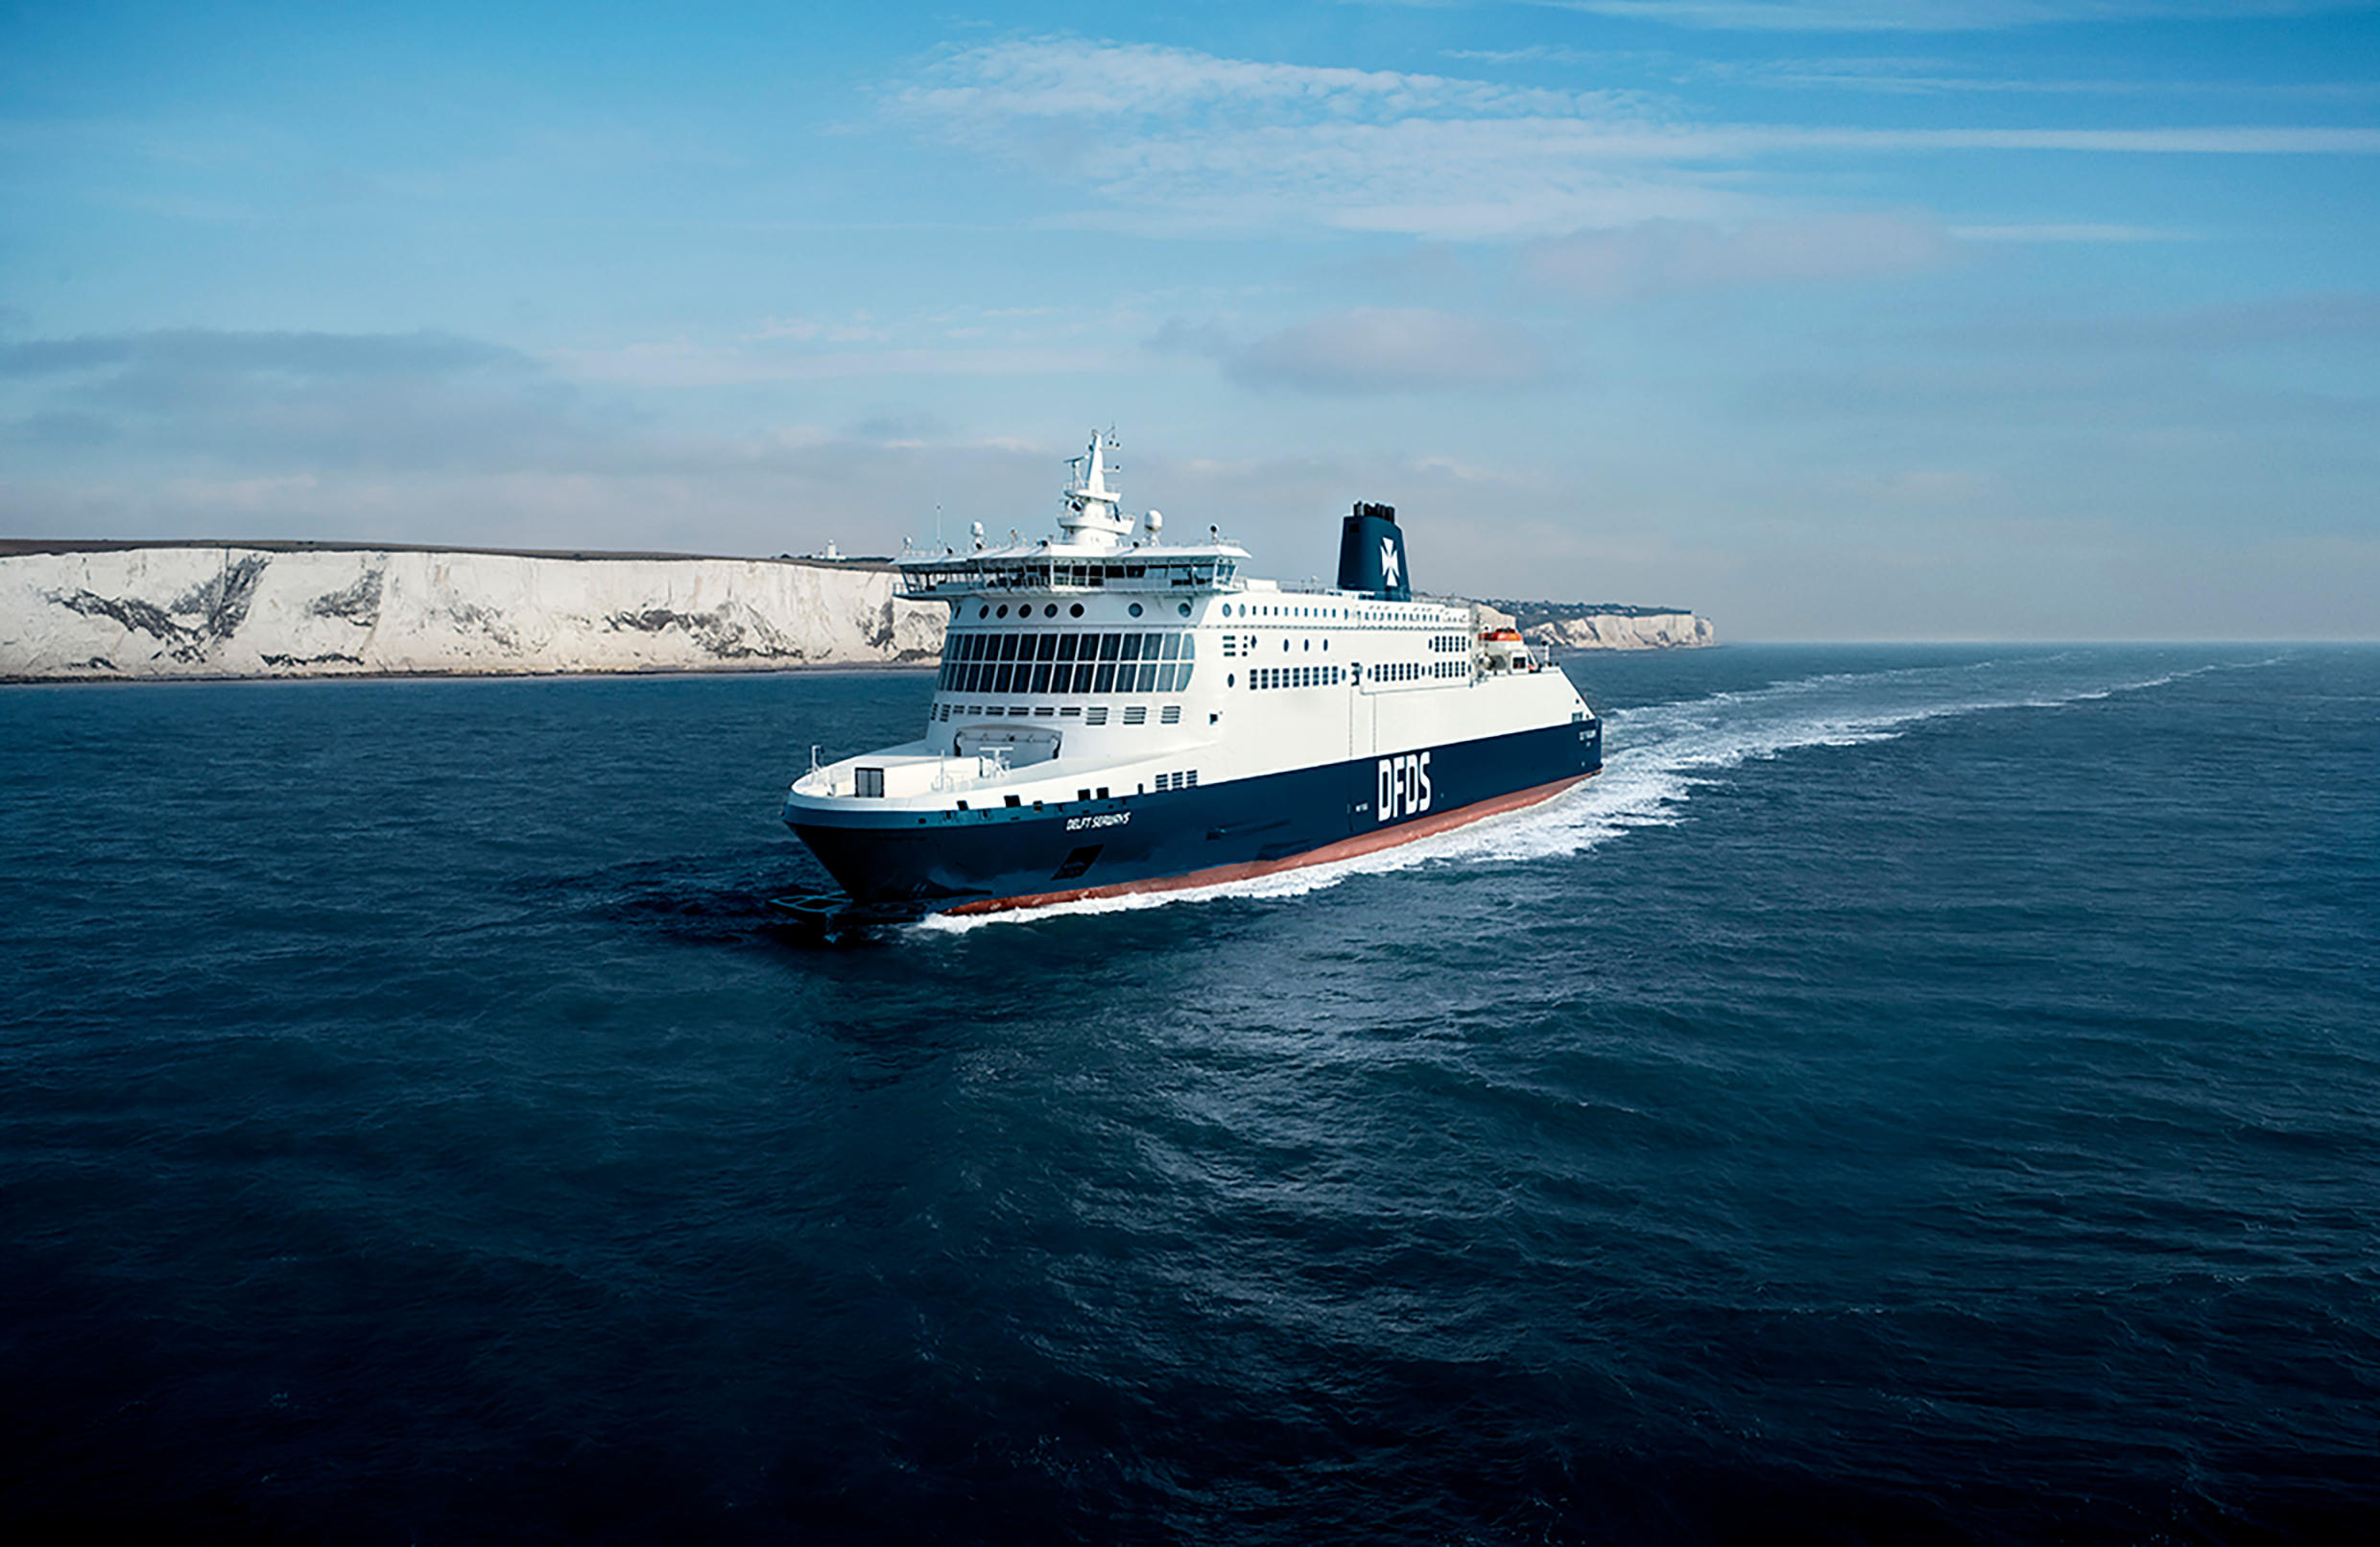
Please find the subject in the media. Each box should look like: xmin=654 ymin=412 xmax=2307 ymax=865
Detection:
xmin=972 ymin=599 xmax=1195 ymax=620
xmin=908 ymin=560 xmax=1233 ymax=594
xmin=942 ymin=660 xmax=1198 ymax=697
xmin=1219 ymin=602 xmax=1463 ymax=624
xmin=938 ymin=631 xmax=1199 ymax=697
xmin=864 ymin=766 xmax=1200 ymax=808
xmin=1431 ymin=634 xmax=1469 ymax=653
xmin=1051 ymin=768 xmax=1195 ymax=803
xmin=943 ymin=630 xmax=1197 ymax=666
xmin=1225 ymin=602 xmax=1342 ymax=618
xmin=1250 ymin=665 xmax=1345 ymax=690
xmin=933 ymin=703 xmax=1184 ymax=726
xmin=1372 ymin=661 xmax=1460 ymax=683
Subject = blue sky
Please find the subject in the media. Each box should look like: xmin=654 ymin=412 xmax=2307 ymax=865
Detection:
xmin=3 ymin=0 xmax=2375 ymax=637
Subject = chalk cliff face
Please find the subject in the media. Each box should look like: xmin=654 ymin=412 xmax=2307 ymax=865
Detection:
xmin=1523 ymin=612 xmax=1716 ymax=651
xmin=0 ymin=545 xmax=945 ymax=680
xmin=0 ymin=543 xmax=1715 ymax=681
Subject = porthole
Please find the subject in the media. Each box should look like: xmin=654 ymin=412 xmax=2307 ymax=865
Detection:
xmin=996 ymin=605 xmax=1009 ymax=618
xmin=1227 ymin=674 xmax=1235 ymax=687
xmin=1178 ymin=603 xmax=1191 ymax=617
xmin=977 ymin=606 xmax=989 ymax=619
xmin=1130 ymin=603 xmax=1144 ymax=617
xmin=1045 ymin=604 xmax=1059 ymax=618
xmin=1069 ymin=603 xmax=1083 ymax=617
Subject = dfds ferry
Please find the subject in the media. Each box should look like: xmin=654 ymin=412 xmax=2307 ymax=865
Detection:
xmin=779 ymin=433 xmax=1601 ymax=918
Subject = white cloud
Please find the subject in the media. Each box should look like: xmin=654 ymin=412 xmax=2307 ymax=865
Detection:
xmin=1770 ymin=126 xmax=2380 ymax=151
xmin=0 ymin=325 xmax=1099 ymax=553
xmin=1957 ymin=290 xmax=2380 ymax=348
xmin=1218 ymin=309 xmax=1556 ymax=393
xmin=1951 ymin=223 xmax=2191 ymax=240
xmin=547 ymin=341 xmax=1124 ymax=389
xmin=893 ymin=36 xmax=1616 ymax=126
xmin=893 ymin=37 xmax=1720 ymax=238
xmin=1519 ymin=213 xmax=1954 ymax=298
xmin=1533 ymin=2 xmax=2348 ymax=32
xmin=751 ymin=313 xmax=889 ymax=344
xmin=891 ymin=37 xmax=2380 ymax=241
xmin=1668 ymin=53 xmax=2380 ymax=96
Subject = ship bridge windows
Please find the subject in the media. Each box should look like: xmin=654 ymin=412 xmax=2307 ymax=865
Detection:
xmin=937 ymin=630 xmax=1198 ymax=696
xmin=1055 ymin=559 xmax=1224 ymax=588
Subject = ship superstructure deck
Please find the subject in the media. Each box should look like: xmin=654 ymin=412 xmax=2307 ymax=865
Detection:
xmin=781 ymin=433 xmax=1600 ymax=914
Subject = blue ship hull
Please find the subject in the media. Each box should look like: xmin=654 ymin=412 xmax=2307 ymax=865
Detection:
xmin=786 ymin=718 xmax=1601 ymax=911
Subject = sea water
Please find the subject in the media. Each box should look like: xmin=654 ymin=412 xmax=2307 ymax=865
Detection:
xmin=2 ymin=646 xmax=2373 ymax=1543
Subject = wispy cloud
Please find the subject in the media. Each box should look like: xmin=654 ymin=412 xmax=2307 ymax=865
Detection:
xmin=0 ymin=329 xmax=521 ymax=383
xmin=1673 ymin=53 xmax=2380 ymax=96
xmin=0 ymin=328 xmax=592 ymax=475
xmin=892 ymin=37 xmax=2380 ymax=240
xmin=1519 ymin=213 xmax=1954 ymax=298
xmin=1951 ymin=222 xmax=2192 ymax=240
xmin=1446 ymin=43 xmax=2380 ymax=100
xmin=892 ymin=37 xmax=1625 ymax=125
xmin=0 ymin=325 xmax=1094 ymax=552
xmin=1952 ymin=290 xmax=2380 ymax=348
xmin=892 ymin=37 xmax=1716 ymax=238
xmin=548 ymin=340 xmax=1124 ymax=388
xmin=1532 ymin=2 xmax=2351 ymax=33
xmin=1178 ymin=308 xmax=1557 ymax=393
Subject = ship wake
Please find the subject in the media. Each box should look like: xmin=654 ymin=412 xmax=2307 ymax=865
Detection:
xmin=916 ymin=652 xmax=2278 ymax=934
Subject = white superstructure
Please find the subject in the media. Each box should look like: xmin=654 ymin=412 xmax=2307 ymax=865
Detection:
xmin=789 ymin=432 xmax=1584 ymax=821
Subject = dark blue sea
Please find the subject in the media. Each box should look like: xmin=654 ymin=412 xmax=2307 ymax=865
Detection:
xmin=3 ymin=645 xmax=2374 ymax=1545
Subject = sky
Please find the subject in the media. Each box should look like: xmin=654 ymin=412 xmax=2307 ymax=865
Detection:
xmin=3 ymin=1 xmax=2376 ymax=639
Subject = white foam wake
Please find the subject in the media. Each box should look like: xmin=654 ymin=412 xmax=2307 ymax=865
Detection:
xmin=914 ymin=652 xmax=2274 ymax=934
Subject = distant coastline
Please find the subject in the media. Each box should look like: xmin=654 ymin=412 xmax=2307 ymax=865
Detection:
xmin=1482 ymin=596 xmax=1718 ymax=654
xmin=0 ymin=541 xmax=1713 ymax=683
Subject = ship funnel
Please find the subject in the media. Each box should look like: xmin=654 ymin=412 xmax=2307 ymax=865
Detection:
xmin=1337 ymin=501 xmax=1410 ymax=601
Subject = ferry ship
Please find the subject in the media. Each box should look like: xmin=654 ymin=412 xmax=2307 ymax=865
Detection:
xmin=778 ymin=433 xmax=1602 ymax=920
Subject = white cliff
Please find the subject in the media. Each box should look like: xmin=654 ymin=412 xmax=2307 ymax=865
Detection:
xmin=0 ymin=542 xmax=1714 ymax=681
xmin=0 ymin=544 xmax=944 ymax=681
xmin=1523 ymin=612 xmax=1716 ymax=651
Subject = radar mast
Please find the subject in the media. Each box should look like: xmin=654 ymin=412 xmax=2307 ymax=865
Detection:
xmin=1057 ymin=429 xmax=1133 ymax=551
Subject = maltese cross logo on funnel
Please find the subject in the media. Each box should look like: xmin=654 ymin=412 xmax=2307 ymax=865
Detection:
xmin=1379 ymin=536 xmax=1400 ymax=590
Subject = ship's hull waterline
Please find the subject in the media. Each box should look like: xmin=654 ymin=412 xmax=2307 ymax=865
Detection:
xmin=790 ymin=719 xmax=1601 ymax=911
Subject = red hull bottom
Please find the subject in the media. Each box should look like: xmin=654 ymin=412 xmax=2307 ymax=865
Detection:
xmin=944 ymin=770 xmax=1594 ymax=916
